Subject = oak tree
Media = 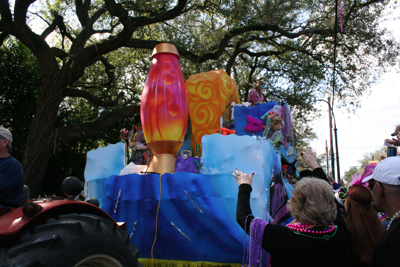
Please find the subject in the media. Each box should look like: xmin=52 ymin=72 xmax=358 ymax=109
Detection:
xmin=1 ymin=0 xmax=398 ymax=195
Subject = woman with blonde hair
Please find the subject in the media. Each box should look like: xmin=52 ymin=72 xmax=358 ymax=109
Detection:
xmin=233 ymin=168 xmax=352 ymax=267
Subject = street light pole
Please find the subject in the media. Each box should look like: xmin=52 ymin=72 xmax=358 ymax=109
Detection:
xmin=333 ymin=119 xmax=340 ymax=181
xmin=325 ymin=140 xmax=330 ymax=175
xmin=317 ymin=98 xmax=340 ymax=182
xmin=328 ymin=97 xmax=335 ymax=181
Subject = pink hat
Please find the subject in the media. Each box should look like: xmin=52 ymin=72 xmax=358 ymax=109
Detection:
xmin=361 ymin=162 xmax=377 ymax=179
xmin=362 ymin=156 xmax=400 ymax=186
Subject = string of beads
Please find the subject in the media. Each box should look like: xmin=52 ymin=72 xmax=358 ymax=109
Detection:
xmin=249 ymin=218 xmax=268 ymax=267
xmin=242 ymin=216 xmax=268 ymax=267
xmin=387 ymin=211 xmax=400 ymax=230
xmin=286 ymin=219 xmax=337 ymax=240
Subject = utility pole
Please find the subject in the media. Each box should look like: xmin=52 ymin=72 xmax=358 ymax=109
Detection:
xmin=325 ymin=140 xmax=330 ymax=175
xmin=334 ymin=121 xmax=340 ymax=181
xmin=328 ymin=97 xmax=335 ymax=182
xmin=317 ymin=98 xmax=340 ymax=183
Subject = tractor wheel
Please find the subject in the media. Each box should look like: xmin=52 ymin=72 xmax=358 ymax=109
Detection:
xmin=0 ymin=213 xmax=142 ymax=267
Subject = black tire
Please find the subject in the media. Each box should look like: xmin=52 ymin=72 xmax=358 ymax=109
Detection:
xmin=0 ymin=213 xmax=142 ymax=267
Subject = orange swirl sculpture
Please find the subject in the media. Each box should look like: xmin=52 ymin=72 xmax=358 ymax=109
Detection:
xmin=141 ymin=43 xmax=188 ymax=174
xmin=186 ymin=70 xmax=240 ymax=156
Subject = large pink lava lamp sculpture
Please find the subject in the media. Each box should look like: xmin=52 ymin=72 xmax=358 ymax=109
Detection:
xmin=140 ymin=43 xmax=188 ymax=174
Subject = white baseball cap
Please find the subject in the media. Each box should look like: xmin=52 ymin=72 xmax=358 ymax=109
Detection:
xmin=362 ymin=156 xmax=400 ymax=186
xmin=0 ymin=127 xmax=13 ymax=143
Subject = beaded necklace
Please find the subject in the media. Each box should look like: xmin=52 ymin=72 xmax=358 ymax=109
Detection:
xmin=387 ymin=211 xmax=400 ymax=230
xmin=242 ymin=216 xmax=269 ymax=267
xmin=249 ymin=218 xmax=268 ymax=267
xmin=243 ymin=215 xmax=251 ymax=267
xmin=286 ymin=219 xmax=337 ymax=240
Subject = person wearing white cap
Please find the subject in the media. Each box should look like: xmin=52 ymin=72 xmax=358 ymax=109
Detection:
xmin=362 ymin=156 xmax=400 ymax=266
xmin=0 ymin=126 xmax=25 ymax=208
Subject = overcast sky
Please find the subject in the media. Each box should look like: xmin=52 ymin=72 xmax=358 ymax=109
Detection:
xmin=310 ymin=6 xmax=400 ymax=178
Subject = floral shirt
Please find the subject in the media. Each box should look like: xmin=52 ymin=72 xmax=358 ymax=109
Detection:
xmin=247 ymin=89 xmax=264 ymax=104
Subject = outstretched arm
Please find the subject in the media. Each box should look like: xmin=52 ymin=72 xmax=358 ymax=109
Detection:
xmin=232 ymin=169 xmax=254 ymax=232
xmin=300 ymin=147 xmax=329 ymax=183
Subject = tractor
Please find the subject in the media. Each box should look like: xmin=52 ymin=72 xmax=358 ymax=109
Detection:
xmin=0 ymin=177 xmax=142 ymax=267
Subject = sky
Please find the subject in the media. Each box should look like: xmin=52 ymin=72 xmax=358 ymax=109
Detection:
xmin=309 ymin=6 xmax=400 ymax=178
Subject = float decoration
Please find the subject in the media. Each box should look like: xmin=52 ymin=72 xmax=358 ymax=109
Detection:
xmin=140 ymin=43 xmax=189 ymax=174
xmin=186 ymin=70 xmax=240 ymax=156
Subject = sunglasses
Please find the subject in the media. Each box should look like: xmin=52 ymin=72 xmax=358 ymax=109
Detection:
xmin=368 ymin=180 xmax=385 ymax=191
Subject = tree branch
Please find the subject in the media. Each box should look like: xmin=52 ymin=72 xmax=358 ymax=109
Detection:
xmin=104 ymin=0 xmax=131 ymax=26
xmin=87 ymin=55 xmax=115 ymax=81
xmin=342 ymin=0 xmax=384 ymax=30
xmin=132 ymin=0 xmax=188 ymax=27
xmin=76 ymin=0 xmax=90 ymax=27
xmin=0 ymin=0 xmax=12 ymax=23
xmin=125 ymin=20 xmax=335 ymax=64
xmin=246 ymin=56 xmax=259 ymax=85
xmin=51 ymin=47 xmax=68 ymax=60
xmin=241 ymin=48 xmax=284 ymax=58
xmin=64 ymin=88 xmax=124 ymax=107
xmin=0 ymin=32 xmax=8 ymax=45
xmin=13 ymin=0 xmax=36 ymax=28
xmin=0 ymin=0 xmax=12 ymax=45
xmin=90 ymin=6 xmax=107 ymax=25
xmin=41 ymin=13 xmax=60 ymax=39
xmin=55 ymin=105 xmax=140 ymax=147
xmin=226 ymin=42 xmax=242 ymax=75
xmin=8 ymin=1 xmax=59 ymax=72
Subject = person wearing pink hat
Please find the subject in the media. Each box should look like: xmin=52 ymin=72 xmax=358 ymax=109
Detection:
xmin=0 ymin=126 xmax=25 ymax=208
xmin=362 ymin=156 xmax=400 ymax=266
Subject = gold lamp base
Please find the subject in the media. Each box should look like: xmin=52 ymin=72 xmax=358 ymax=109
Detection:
xmin=147 ymin=154 xmax=177 ymax=175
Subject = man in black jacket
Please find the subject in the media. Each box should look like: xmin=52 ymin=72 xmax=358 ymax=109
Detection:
xmin=362 ymin=156 xmax=400 ymax=266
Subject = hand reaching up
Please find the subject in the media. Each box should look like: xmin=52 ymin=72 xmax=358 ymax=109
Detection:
xmin=385 ymin=133 xmax=400 ymax=146
xmin=232 ymin=169 xmax=254 ymax=186
xmin=301 ymin=147 xmax=320 ymax=170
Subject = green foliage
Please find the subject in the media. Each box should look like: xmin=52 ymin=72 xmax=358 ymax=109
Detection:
xmin=0 ymin=39 xmax=134 ymax=195
xmin=342 ymin=147 xmax=387 ymax=187
xmin=33 ymin=0 xmax=400 ymax=131
xmin=0 ymin=39 xmax=42 ymax=161
xmin=358 ymin=147 xmax=387 ymax=170
xmin=343 ymin=166 xmax=359 ymax=187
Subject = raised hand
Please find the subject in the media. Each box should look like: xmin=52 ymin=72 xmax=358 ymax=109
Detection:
xmin=301 ymin=147 xmax=320 ymax=170
xmin=385 ymin=133 xmax=400 ymax=146
xmin=232 ymin=169 xmax=254 ymax=186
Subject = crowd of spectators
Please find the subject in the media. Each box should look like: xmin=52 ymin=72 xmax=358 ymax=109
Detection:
xmin=233 ymin=125 xmax=400 ymax=266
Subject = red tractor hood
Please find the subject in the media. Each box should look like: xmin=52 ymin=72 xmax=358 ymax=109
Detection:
xmin=0 ymin=200 xmax=116 ymax=236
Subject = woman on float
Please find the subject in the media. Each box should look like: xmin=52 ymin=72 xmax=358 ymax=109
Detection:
xmin=247 ymin=81 xmax=265 ymax=106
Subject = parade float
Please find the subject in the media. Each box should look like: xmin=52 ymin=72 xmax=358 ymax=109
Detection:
xmin=84 ymin=44 xmax=298 ymax=266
